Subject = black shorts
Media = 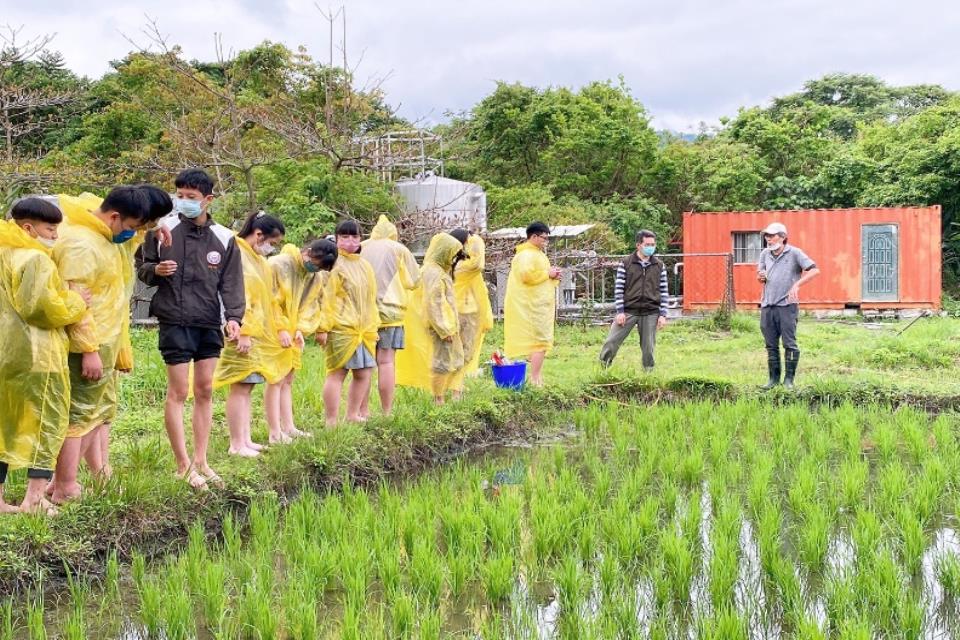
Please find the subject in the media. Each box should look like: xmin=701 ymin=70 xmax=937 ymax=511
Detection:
xmin=158 ymin=324 xmax=224 ymax=365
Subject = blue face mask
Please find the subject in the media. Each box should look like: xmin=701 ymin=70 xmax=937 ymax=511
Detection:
xmin=177 ymin=198 xmax=204 ymax=219
xmin=112 ymin=229 xmax=136 ymax=244
xmin=641 ymin=245 xmax=656 ymax=257
xmin=304 ymin=261 xmax=321 ymax=273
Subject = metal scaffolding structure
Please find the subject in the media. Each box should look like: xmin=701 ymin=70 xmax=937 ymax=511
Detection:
xmin=357 ymin=130 xmax=445 ymax=183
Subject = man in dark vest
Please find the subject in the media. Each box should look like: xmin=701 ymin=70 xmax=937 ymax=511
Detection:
xmin=599 ymin=229 xmax=668 ymax=370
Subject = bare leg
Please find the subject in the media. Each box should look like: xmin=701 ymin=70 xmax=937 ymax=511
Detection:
xmin=529 ymin=351 xmax=546 ymax=386
xmin=99 ymin=423 xmax=112 ymax=479
xmin=81 ymin=427 xmax=104 ymax=477
xmin=376 ymin=348 xmax=396 ymax=416
xmin=0 ymin=487 xmax=17 ymax=514
xmin=323 ymin=369 xmax=348 ymax=427
xmin=51 ymin=437 xmax=83 ymax=503
xmin=164 ymin=363 xmax=193 ymax=475
xmin=431 ymin=372 xmax=449 ymax=405
xmin=191 ymin=359 xmax=222 ymax=484
xmin=226 ymin=383 xmax=259 ymax=457
xmin=346 ymin=368 xmax=373 ymax=422
xmin=279 ymin=372 xmax=307 ymax=436
xmin=264 ymin=381 xmax=289 ymax=443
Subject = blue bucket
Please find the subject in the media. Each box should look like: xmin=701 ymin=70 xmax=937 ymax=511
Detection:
xmin=491 ymin=362 xmax=527 ymax=390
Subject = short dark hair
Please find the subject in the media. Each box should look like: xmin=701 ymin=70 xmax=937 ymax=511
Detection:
xmin=335 ymin=219 xmax=362 ymax=237
xmin=526 ymin=221 xmax=550 ymax=239
xmin=238 ymin=211 xmax=285 ymax=239
xmin=174 ymin=168 xmax=215 ymax=196
xmin=305 ymin=238 xmax=338 ymax=271
xmin=135 ymin=184 xmax=174 ymax=222
xmin=636 ymin=229 xmax=656 ymax=243
xmin=449 ymin=228 xmax=469 ymax=245
xmin=10 ymin=197 xmax=62 ymax=224
xmin=101 ymin=186 xmax=151 ymax=220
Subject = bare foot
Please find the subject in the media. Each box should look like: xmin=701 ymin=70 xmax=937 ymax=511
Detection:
xmin=50 ymin=483 xmax=82 ymax=505
xmin=228 ymin=447 xmax=260 ymax=458
xmin=284 ymin=427 xmax=310 ymax=438
xmin=0 ymin=501 xmax=19 ymax=514
xmin=246 ymin=441 xmax=265 ymax=452
xmin=347 ymin=415 xmax=368 ymax=423
xmin=20 ymin=498 xmax=58 ymax=517
xmin=45 ymin=481 xmax=55 ymax=497
xmin=268 ymin=432 xmax=293 ymax=445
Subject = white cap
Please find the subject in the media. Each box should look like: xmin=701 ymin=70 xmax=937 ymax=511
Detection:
xmin=762 ymin=222 xmax=787 ymax=236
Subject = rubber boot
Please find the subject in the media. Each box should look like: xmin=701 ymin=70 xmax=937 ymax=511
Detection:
xmin=783 ymin=350 xmax=800 ymax=389
xmin=762 ymin=352 xmax=781 ymax=390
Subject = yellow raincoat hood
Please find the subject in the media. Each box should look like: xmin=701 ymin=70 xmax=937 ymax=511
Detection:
xmin=369 ymin=214 xmax=399 ymax=241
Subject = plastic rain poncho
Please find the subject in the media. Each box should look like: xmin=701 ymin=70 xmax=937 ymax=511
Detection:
xmin=0 ymin=221 xmax=86 ymax=471
xmin=317 ymin=249 xmax=379 ymax=370
xmin=270 ymin=243 xmax=329 ymax=376
xmin=53 ymin=194 xmax=128 ymax=437
xmin=503 ymin=241 xmax=558 ymax=360
xmin=214 ymin=238 xmax=288 ymax=387
xmin=395 ymin=234 xmax=464 ymax=394
xmin=452 ymin=233 xmax=493 ymax=377
xmin=360 ymin=215 xmax=420 ymax=327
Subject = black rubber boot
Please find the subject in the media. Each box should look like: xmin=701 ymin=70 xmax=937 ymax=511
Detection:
xmin=783 ymin=350 xmax=800 ymax=389
xmin=762 ymin=352 xmax=781 ymax=390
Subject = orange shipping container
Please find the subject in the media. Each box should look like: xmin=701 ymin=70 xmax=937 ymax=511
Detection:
xmin=681 ymin=207 xmax=942 ymax=311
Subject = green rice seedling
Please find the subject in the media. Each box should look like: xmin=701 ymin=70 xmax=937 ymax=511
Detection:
xmin=787 ymin=460 xmax=818 ymax=516
xmin=824 ymin=573 xmax=856 ymax=632
xmin=769 ymin=552 xmax=802 ymax=617
xmin=389 ymin=591 xmax=416 ymax=640
xmin=553 ymin=552 xmax=589 ymax=614
xmin=898 ymin=595 xmax=923 ymax=640
xmin=26 ymin=596 xmax=45 ymax=640
xmin=479 ymin=609 xmax=506 ymax=640
xmin=851 ymin=509 xmax=882 ymax=564
xmin=659 ymin=530 xmax=695 ymax=606
xmin=681 ymin=492 xmax=703 ymax=551
xmin=60 ymin=611 xmax=84 ymax=640
xmin=912 ymin=463 xmax=944 ymax=524
xmin=574 ymin=403 xmax=605 ymax=439
xmin=698 ymin=608 xmax=748 ymax=640
xmin=160 ymin=572 xmax=195 ymax=640
xmin=871 ymin=420 xmax=898 ymax=463
xmin=410 ymin=539 xmax=445 ymax=606
xmin=937 ymin=552 xmax=960 ymax=598
xmin=418 ymin=605 xmax=443 ymax=640
xmin=249 ymin=493 xmax=281 ymax=552
xmin=876 ymin=462 xmax=909 ymax=519
xmin=131 ymin=550 xmax=147 ymax=592
xmin=894 ymin=505 xmax=926 ymax=576
xmin=680 ymin=447 xmax=705 ymax=487
xmin=598 ymin=553 xmax=619 ymax=601
xmin=482 ymin=552 xmax=515 ymax=603
xmin=199 ymin=561 xmax=228 ymax=631
xmin=798 ymin=502 xmax=830 ymax=572
xmin=301 ymin=542 xmax=336 ymax=594
xmin=446 ymin=551 xmax=473 ymax=596
xmin=747 ymin=460 xmax=774 ymax=520
xmin=137 ymin=577 xmax=163 ymax=638
xmin=340 ymin=545 xmax=371 ymax=611
xmin=238 ymin=579 xmax=279 ymax=640
xmin=222 ymin=511 xmax=242 ymax=560
xmin=794 ymin=617 xmax=827 ymax=640
xmin=0 ymin=599 xmax=12 ymax=640
xmin=608 ymin=588 xmax=640 ymax=640
xmin=376 ymin=544 xmax=402 ymax=599
xmin=339 ymin=600 xmax=362 ymax=640
xmin=837 ymin=616 xmax=872 ymax=640
xmin=661 ymin=479 xmax=680 ymax=519
xmin=837 ymin=457 xmax=869 ymax=511
xmin=756 ymin=500 xmax=782 ymax=579
xmin=282 ymin=582 xmax=318 ymax=640
xmin=104 ymin=548 xmax=120 ymax=600
xmin=709 ymin=532 xmax=739 ymax=610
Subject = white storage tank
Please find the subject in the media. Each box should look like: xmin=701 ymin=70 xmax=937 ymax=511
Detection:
xmin=395 ymin=174 xmax=486 ymax=241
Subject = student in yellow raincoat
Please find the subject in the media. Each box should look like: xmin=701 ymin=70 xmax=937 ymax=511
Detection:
xmin=50 ymin=187 xmax=159 ymax=503
xmin=449 ymin=228 xmax=494 ymax=393
xmin=420 ymin=233 xmax=468 ymax=403
xmin=214 ymin=212 xmax=289 ymax=456
xmin=0 ymin=200 xmax=86 ymax=515
xmin=264 ymin=238 xmax=338 ymax=442
xmin=358 ymin=215 xmax=419 ymax=417
xmin=318 ymin=220 xmax=379 ymax=426
xmin=503 ymin=222 xmax=561 ymax=386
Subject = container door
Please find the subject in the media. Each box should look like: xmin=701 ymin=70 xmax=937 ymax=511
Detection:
xmin=861 ymin=224 xmax=899 ymax=302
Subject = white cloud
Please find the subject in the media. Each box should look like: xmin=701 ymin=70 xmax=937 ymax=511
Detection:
xmin=3 ymin=0 xmax=959 ymax=131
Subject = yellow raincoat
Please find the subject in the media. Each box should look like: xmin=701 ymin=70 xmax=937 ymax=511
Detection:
xmin=270 ymin=243 xmax=328 ymax=376
xmin=452 ymin=233 xmax=493 ymax=377
xmin=317 ymin=249 xmax=379 ymax=370
xmin=360 ymin=215 xmax=419 ymax=327
xmin=214 ymin=238 xmax=288 ymax=387
xmin=503 ymin=241 xmax=558 ymax=360
xmin=54 ymin=195 xmax=129 ymax=437
xmin=396 ymin=234 xmax=464 ymax=394
xmin=0 ymin=221 xmax=86 ymax=470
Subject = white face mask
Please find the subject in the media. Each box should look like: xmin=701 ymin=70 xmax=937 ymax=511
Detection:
xmin=256 ymin=242 xmax=277 ymax=257
xmin=37 ymin=236 xmax=57 ymax=248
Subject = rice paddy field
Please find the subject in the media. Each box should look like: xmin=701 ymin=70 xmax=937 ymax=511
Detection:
xmin=5 ymin=315 xmax=960 ymax=638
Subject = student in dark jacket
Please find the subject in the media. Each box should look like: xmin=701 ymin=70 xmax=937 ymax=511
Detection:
xmin=135 ymin=168 xmax=244 ymax=490
xmin=599 ymin=229 xmax=668 ymax=371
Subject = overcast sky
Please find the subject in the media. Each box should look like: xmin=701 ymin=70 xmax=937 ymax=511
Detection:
xmin=4 ymin=0 xmax=958 ymax=132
